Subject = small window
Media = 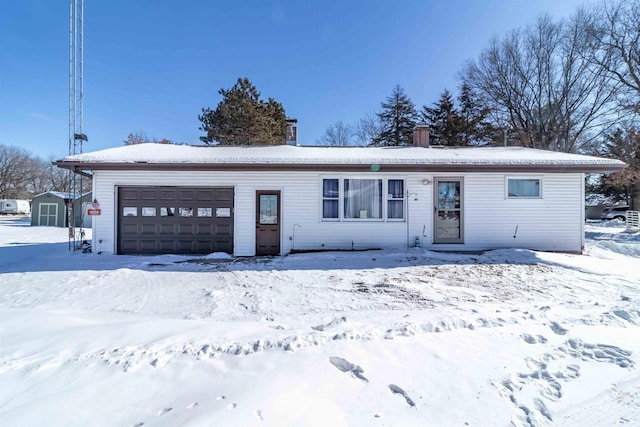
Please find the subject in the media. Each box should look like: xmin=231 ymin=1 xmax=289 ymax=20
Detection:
xmin=141 ymin=207 xmax=156 ymax=217
xmin=197 ymin=208 xmax=212 ymax=217
xmin=322 ymin=179 xmax=339 ymax=219
xmin=507 ymin=178 xmax=541 ymax=198
xmin=387 ymin=179 xmax=404 ymax=219
xmin=123 ymin=207 xmax=137 ymax=217
xmin=179 ymin=207 xmax=193 ymax=217
xmin=160 ymin=207 xmax=175 ymax=216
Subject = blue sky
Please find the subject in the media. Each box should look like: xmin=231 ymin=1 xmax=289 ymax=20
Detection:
xmin=1 ymin=0 xmax=586 ymax=159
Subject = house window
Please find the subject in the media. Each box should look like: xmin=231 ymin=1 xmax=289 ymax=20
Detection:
xmin=507 ymin=178 xmax=541 ymax=198
xmin=322 ymin=178 xmax=405 ymax=221
xmin=344 ymin=179 xmax=383 ymax=219
xmin=387 ymin=179 xmax=404 ymax=219
xmin=322 ymin=179 xmax=339 ymax=219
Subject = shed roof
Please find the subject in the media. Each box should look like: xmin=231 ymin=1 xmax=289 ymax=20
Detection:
xmin=54 ymin=143 xmax=627 ymax=173
xmin=33 ymin=191 xmax=90 ymax=200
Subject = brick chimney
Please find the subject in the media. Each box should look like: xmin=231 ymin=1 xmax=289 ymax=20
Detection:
xmin=285 ymin=118 xmax=298 ymax=146
xmin=413 ymin=123 xmax=429 ymax=147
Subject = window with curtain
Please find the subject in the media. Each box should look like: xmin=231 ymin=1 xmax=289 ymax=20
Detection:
xmin=322 ymin=179 xmax=339 ymax=219
xmin=387 ymin=179 xmax=404 ymax=219
xmin=344 ymin=179 xmax=382 ymax=219
xmin=507 ymin=178 xmax=541 ymax=198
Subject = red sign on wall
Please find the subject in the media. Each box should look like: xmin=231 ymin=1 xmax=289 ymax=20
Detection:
xmin=87 ymin=209 xmax=101 ymax=216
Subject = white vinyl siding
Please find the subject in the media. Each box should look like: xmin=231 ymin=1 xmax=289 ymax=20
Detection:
xmin=459 ymin=173 xmax=582 ymax=252
xmin=91 ymin=170 xmax=584 ymax=255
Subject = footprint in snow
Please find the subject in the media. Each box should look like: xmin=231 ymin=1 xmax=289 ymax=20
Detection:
xmin=187 ymin=402 xmax=198 ymax=409
xmin=521 ymin=334 xmax=548 ymax=344
xmin=157 ymin=407 xmax=172 ymax=416
xmin=550 ymin=321 xmax=568 ymax=335
xmin=312 ymin=316 xmax=347 ymax=331
xmin=388 ymin=384 xmax=416 ymax=407
xmin=329 ymin=356 xmax=368 ymax=382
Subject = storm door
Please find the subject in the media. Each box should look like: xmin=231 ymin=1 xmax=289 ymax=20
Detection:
xmin=256 ymin=191 xmax=281 ymax=256
xmin=434 ymin=178 xmax=463 ymax=244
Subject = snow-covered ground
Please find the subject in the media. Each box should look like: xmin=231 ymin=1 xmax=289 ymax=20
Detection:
xmin=0 ymin=217 xmax=638 ymax=427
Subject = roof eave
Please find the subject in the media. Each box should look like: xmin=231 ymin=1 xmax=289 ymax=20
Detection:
xmin=53 ymin=161 xmax=627 ymax=174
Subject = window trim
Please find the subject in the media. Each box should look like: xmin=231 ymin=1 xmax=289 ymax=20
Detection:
xmin=321 ymin=178 xmax=340 ymax=221
xmin=386 ymin=179 xmax=405 ymax=221
xmin=505 ymin=176 xmax=542 ymax=199
xmin=320 ymin=177 xmax=406 ymax=222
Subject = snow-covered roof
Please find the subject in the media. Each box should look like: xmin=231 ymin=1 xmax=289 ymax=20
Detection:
xmin=33 ymin=191 xmax=90 ymax=200
xmin=55 ymin=143 xmax=626 ymax=173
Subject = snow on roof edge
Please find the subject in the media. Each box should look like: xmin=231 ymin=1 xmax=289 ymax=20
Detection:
xmin=57 ymin=143 xmax=627 ymax=167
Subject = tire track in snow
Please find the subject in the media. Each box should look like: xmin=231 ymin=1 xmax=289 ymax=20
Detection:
xmin=136 ymin=270 xmax=158 ymax=314
xmin=551 ymin=375 xmax=640 ymax=426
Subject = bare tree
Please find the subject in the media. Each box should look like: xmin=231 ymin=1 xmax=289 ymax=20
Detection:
xmin=0 ymin=145 xmax=91 ymax=199
xmin=353 ymin=111 xmax=385 ymax=146
xmin=461 ymin=14 xmax=616 ymax=153
xmin=581 ymin=0 xmax=640 ymax=116
xmin=48 ymin=160 xmax=72 ymax=193
xmin=123 ymin=131 xmax=153 ymax=145
xmin=317 ymin=121 xmax=353 ymax=146
xmin=124 ymin=131 xmax=182 ymax=145
xmin=23 ymin=157 xmax=52 ymax=196
xmin=0 ymin=145 xmax=34 ymax=198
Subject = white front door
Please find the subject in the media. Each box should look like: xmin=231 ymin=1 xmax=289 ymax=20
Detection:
xmin=39 ymin=203 xmax=58 ymax=226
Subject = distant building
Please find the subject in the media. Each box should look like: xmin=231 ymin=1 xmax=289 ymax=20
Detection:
xmin=30 ymin=192 xmax=92 ymax=227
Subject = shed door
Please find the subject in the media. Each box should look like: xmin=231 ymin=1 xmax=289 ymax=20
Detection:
xmin=117 ymin=186 xmax=234 ymax=255
xmin=434 ymin=178 xmax=463 ymax=244
xmin=256 ymin=191 xmax=280 ymax=256
xmin=39 ymin=203 xmax=58 ymax=227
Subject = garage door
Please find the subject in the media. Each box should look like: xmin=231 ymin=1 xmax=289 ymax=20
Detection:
xmin=117 ymin=186 xmax=233 ymax=255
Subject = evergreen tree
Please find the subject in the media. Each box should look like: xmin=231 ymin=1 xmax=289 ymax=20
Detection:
xmin=593 ymin=127 xmax=640 ymax=208
xmin=199 ymin=78 xmax=286 ymax=145
xmin=457 ymin=83 xmax=495 ymax=145
xmin=373 ymin=85 xmax=419 ymax=146
xmin=421 ymin=89 xmax=461 ymax=145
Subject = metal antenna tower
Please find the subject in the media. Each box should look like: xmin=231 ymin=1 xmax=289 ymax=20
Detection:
xmin=68 ymin=0 xmax=87 ymax=250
